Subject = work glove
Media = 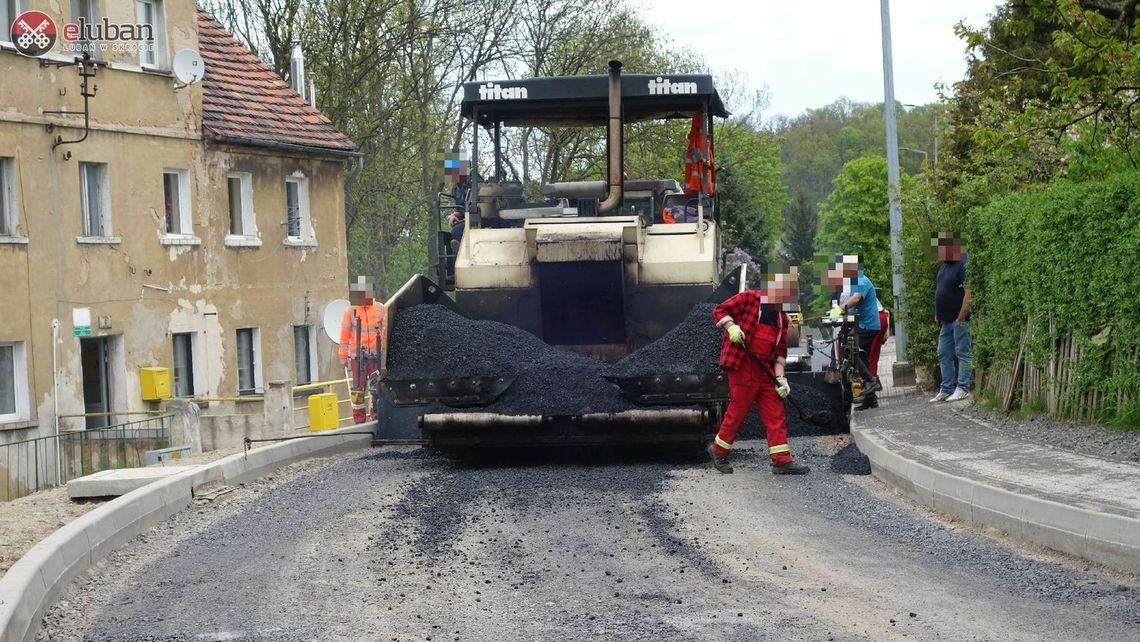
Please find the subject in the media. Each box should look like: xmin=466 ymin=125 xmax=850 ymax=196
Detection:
xmin=828 ymin=304 xmax=844 ymax=322
xmin=727 ymin=323 xmax=745 ymax=345
xmin=775 ymin=376 xmax=791 ymax=399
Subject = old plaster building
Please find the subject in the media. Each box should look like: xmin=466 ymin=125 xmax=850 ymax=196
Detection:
xmin=0 ymin=2 xmax=356 ymax=455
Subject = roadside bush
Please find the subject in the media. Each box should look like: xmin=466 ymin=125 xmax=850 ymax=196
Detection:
xmin=966 ymin=172 xmax=1140 ymax=423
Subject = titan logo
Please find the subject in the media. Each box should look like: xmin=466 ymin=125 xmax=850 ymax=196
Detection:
xmin=648 ymin=77 xmax=698 ymax=95
xmin=478 ymin=82 xmax=528 ymax=100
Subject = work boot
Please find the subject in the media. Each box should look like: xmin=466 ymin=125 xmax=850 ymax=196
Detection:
xmin=771 ymin=460 xmax=809 ymax=475
xmin=854 ymin=397 xmax=879 ymax=411
xmin=706 ymin=444 xmax=733 ymax=474
xmin=853 ymin=379 xmax=882 ymax=404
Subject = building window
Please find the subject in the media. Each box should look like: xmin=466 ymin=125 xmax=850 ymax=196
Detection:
xmin=284 ymin=175 xmax=313 ymax=245
xmin=161 ymin=168 xmax=195 ymax=240
xmin=236 ymin=327 xmax=262 ymax=395
xmin=0 ymin=341 xmax=29 ymax=423
xmin=0 ymin=157 xmax=21 ymax=239
xmin=172 ymin=332 xmax=195 ymax=397
xmin=293 ymin=325 xmax=316 ymax=385
xmin=225 ymin=172 xmax=259 ymax=246
xmin=79 ymin=162 xmax=112 ymax=239
xmin=135 ymin=0 xmax=167 ymax=68
xmin=71 ymin=0 xmax=101 ymax=59
xmin=1 ymin=2 xmax=25 ymax=45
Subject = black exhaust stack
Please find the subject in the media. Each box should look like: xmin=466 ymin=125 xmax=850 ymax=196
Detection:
xmin=598 ymin=60 xmax=624 ymax=214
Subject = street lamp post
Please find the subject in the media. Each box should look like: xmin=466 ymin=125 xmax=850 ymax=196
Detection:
xmin=881 ymin=0 xmax=916 ymax=386
xmin=899 ymin=147 xmax=928 ymax=165
xmin=902 ymin=103 xmax=939 ymax=169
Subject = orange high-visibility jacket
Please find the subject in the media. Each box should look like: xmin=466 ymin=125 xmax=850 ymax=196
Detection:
xmin=338 ymin=303 xmax=385 ymax=359
xmin=684 ymin=113 xmax=716 ymax=197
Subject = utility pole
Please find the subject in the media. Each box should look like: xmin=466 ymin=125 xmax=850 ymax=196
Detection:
xmin=880 ymin=0 xmax=916 ymax=385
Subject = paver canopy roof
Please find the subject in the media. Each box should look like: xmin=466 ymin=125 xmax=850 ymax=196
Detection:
xmin=461 ymin=74 xmax=729 ymax=126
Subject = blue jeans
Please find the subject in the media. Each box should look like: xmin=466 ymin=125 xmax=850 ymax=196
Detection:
xmin=938 ymin=322 xmax=973 ymax=393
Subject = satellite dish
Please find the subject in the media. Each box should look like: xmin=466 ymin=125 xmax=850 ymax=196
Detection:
xmin=172 ymin=49 xmax=205 ymax=86
xmin=322 ymin=299 xmax=350 ymax=342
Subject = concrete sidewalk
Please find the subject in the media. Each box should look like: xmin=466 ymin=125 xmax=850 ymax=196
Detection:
xmin=852 ymin=393 xmax=1140 ymax=574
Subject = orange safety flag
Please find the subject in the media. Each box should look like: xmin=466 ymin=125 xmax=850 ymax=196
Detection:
xmin=684 ymin=113 xmax=715 ymax=197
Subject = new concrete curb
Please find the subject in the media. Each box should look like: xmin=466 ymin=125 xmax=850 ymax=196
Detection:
xmin=852 ymin=422 xmax=1140 ymax=575
xmin=0 ymin=426 xmax=374 ymax=642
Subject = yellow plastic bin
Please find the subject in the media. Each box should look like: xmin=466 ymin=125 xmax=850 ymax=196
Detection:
xmin=307 ymin=392 xmax=339 ymax=432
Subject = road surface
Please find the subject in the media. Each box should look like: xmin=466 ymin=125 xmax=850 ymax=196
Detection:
xmin=38 ymin=437 xmax=1140 ymax=641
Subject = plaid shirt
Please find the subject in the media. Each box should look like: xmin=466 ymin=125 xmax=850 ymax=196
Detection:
xmin=712 ymin=290 xmax=788 ymax=371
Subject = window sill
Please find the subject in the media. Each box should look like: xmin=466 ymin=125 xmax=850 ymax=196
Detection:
xmin=0 ymin=236 xmax=29 ymax=245
xmin=283 ymin=238 xmax=317 ymax=248
xmin=138 ymin=64 xmax=173 ymax=77
xmin=225 ymin=235 xmax=262 ymax=248
xmin=76 ymin=236 xmax=122 ymax=245
xmin=159 ymin=235 xmax=202 ymax=247
xmin=0 ymin=420 xmax=38 ymax=432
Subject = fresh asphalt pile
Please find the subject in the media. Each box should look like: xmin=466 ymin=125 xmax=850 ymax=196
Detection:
xmin=607 ymin=303 xmax=722 ymax=377
xmin=386 ymin=302 xmax=838 ymax=438
xmin=386 ymin=304 xmax=632 ymax=416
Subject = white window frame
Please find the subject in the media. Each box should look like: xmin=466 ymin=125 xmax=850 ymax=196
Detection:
xmin=224 ymin=171 xmax=261 ymax=247
xmin=0 ymin=341 xmax=30 ymax=424
xmin=236 ymin=327 xmax=263 ymax=395
xmin=159 ymin=168 xmax=199 ymax=245
xmin=135 ymin=0 xmax=168 ymax=69
xmin=0 ymin=157 xmax=25 ymax=242
xmin=283 ymin=174 xmax=314 ymax=246
xmin=293 ymin=325 xmax=317 ymax=385
xmin=71 ymin=0 xmax=102 ymax=60
xmin=78 ymin=162 xmax=118 ymax=243
xmin=171 ymin=332 xmax=197 ymax=398
xmin=1 ymin=1 xmax=25 ymax=46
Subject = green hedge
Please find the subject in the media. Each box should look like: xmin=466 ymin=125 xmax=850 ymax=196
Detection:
xmin=965 ymin=172 xmax=1140 ymax=424
xmin=898 ymin=180 xmax=955 ymax=381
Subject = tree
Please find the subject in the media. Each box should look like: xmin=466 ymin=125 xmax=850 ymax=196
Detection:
xmin=715 ymin=121 xmax=788 ymax=261
xmin=815 ymin=156 xmax=903 ymax=311
xmin=943 ymin=0 xmax=1140 ymax=189
xmin=779 ymin=189 xmax=819 ymax=313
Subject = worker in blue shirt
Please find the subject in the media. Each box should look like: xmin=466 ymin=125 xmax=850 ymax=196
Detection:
xmin=827 ymin=255 xmax=883 ymax=407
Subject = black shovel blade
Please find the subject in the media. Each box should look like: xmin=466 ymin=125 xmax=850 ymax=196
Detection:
xmin=803 ymin=409 xmax=835 ymax=427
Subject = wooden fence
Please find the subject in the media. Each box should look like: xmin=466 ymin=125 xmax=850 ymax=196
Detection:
xmin=979 ymin=315 xmax=1138 ymax=422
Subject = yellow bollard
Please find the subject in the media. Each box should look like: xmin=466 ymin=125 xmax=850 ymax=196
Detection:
xmin=307 ymin=393 xmax=339 ymax=432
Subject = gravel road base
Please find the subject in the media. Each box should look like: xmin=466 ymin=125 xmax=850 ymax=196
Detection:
xmin=36 ymin=437 xmax=1139 ymax=642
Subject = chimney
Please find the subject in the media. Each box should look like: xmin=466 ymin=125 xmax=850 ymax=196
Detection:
xmin=290 ymin=42 xmax=306 ymax=100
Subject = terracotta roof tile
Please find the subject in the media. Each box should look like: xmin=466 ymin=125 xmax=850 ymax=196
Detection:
xmin=197 ymin=8 xmax=356 ymax=155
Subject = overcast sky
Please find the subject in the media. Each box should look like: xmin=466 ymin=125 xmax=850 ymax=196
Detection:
xmin=638 ymin=0 xmax=1001 ymax=118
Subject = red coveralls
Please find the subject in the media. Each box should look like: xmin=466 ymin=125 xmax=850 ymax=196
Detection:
xmin=711 ymin=291 xmax=794 ymax=465
xmin=867 ymin=309 xmax=890 ymax=378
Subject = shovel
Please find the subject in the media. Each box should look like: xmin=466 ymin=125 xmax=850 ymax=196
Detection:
xmin=740 ymin=342 xmax=835 ymax=428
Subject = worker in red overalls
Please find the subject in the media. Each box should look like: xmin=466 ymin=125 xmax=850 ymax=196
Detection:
xmin=708 ymin=268 xmax=809 ymax=475
xmin=338 ymin=277 xmax=384 ymax=424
